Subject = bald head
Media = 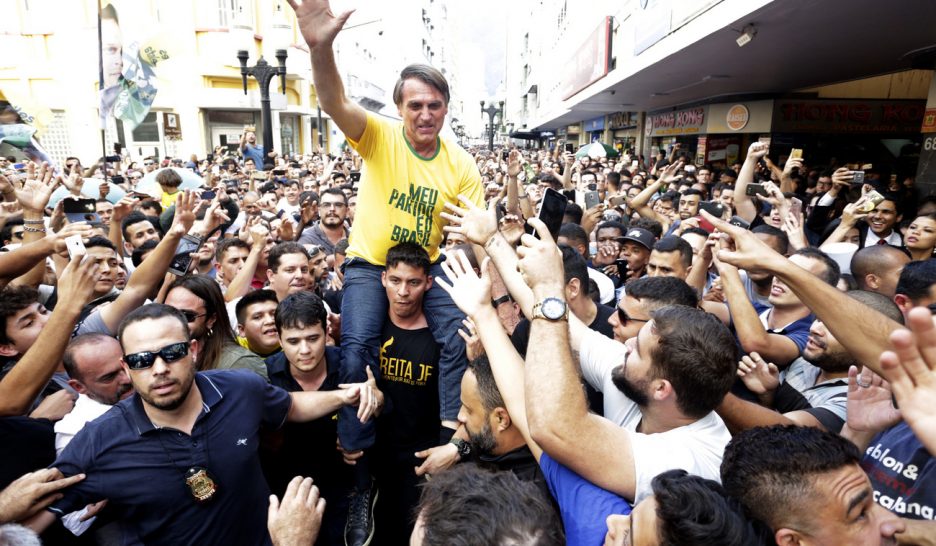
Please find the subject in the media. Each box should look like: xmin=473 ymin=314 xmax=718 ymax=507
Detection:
xmin=849 ymin=245 xmax=910 ymax=298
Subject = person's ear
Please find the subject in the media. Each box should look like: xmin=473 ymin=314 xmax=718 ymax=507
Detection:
xmin=425 ymin=275 xmax=433 ymax=290
xmin=67 ymin=379 xmax=89 ymax=395
xmin=236 ymin=324 xmax=245 ymax=337
xmin=565 ymin=278 xmax=579 ymax=300
xmin=492 ymin=407 xmax=512 ymax=432
xmin=653 ymin=378 xmax=673 ymax=403
xmin=774 ymin=528 xmax=804 ymax=546
xmin=893 ymin=293 xmax=913 ymax=315
xmin=865 ymin=273 xmax=881 ymax=290
xmin=267 ymin=267 xmax=275 ymax=282
xmin=0 ymin=342 xmax=18 ymax=358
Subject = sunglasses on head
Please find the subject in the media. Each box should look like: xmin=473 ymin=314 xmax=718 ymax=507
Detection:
xmin=617 ymin=307 xmax=649 ymax=327
xmin=124 ymin=341 xmax=190 ymax=370
xmin=307 ymin=245 xmax=322 ymax=258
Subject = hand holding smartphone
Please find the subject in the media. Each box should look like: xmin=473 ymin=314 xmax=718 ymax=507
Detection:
xmin=65 ymin=235 xmax=86 ymax=260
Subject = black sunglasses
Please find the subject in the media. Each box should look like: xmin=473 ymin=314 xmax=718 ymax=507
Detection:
xmin=928 ymin=303 xmax=936 ymax=315
xmin=124 ymin=341 xmax=190 ymax=370
xmin=180 ymin=310 xmax=206 ymax=323
xmin=617 ymin=307 xmax=649 ymax=327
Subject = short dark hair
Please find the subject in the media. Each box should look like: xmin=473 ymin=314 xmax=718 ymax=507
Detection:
xmin=649 ymin=305 xmax=737 ymax=418
xmin=85 ymin=235 xmax=117 ymax=253
xmin=721 ymin=425 xmax=861 ymax=530
xmin=657 ymin=191 xmax=678 ymax=205
xmin=0 ymin=285 xmax=39 ymax=345
xmin=653 ymin=469 xmax=772 ymax=546
xmin=653 ymin=236 xmax=692 ymax=269
xmin=131 ymin=239 xmax=159 ymax=267
xmin=385 ymin=242 xmax=430 ymax=274
xmin=268 ymin=242 xmax=309 ymax=272
xmin=631 ymin=217 xmax=663 ymax=238
xmin=275 ymin=291 xmax=328 ymax=333
xmin=235 ymin=289 xmax=278 ymax=326
xmin=117 ymin=303 xmax=190 ymax=349
xmin=121 ymin=211 xmax=157 ymax=241
xmin=597 ymin=221 xmax=627 ymax=238
xmin=846 ymin=290 xmax=903 ymax=324
xmin=559 ymin=244 xmax=589 ymax=295
xmin=215 ymin=237 xmax=250 ymax=262
xmin=320 ymin=187 xmax=348 ymax=205
xmin=392 ymin=64 xmax=450 ymax=106
xmin=680 ymin=188 xmax=703 ymax=199
xmin=751 ymin=225 xmax=790 ymax=255
xmin=417 ymin=464 xmax=563 ymax=545
xmin=626 ymin=276 xmax=699 ymax=309
xmin=139 ymin=199 xmax=162 ymax=216
xmin=63 ymin=333 xmax=115 ymax=381
xmin=467 ymin=355 xmax=504 ymax=414
xmin=606 ymin=171 xmax=621 ymax=188
xmin=681 ymin=226 xmax=710 ymax=239
xmin=896 ymin=259 xmax=936 ymax=304
xmin=558 ymin=223 xmax=588 ymax=248
xmin=563 ymin=202 xmax=583 ymax=225
xmin=792 ymin=247 xmax=840 ymax=287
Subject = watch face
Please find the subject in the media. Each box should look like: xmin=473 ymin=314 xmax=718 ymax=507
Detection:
xmin=542 ymin=297 xmax=566 ymax=320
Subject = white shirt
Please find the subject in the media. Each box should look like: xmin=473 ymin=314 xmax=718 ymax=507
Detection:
xmin=54 ymin=394 xmax=113 ymax=455
xmin=587 ymin=267 xmax=615 ymax=305
xmin=863 ymin=228 xmax=902 ymax=248
xmin=578 ymin=328 xmax=731 ymax=503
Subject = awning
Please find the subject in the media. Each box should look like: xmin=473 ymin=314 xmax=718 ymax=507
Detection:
xmin=509 ymin=130 xmax=547 ymax=140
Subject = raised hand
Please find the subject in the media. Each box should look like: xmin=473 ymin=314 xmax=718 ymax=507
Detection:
xmin=441 ymin=195 xmax=499 ymax=246
xmin=15 ymin=162 xmax=59 ymax=212
xmin=457 ymin=317 xmax=484 ymax=361
xmin=746 ymin=141 xmax=769 ymax=161
xmin=507 ymin=149 xmax=521 ymax=178
xmin=337 ymin=367 xmax=383 ymax=423
xmin=170 ymin=191 xmax=198 ymax=236
xmin=878 ymin=307 xmax=936 ymax=454
xmin=110 ymin=195 xmax=136 ymax=225
xmin=61 ymin=165 xmax=85 ymax=195
xmin=56 ymin=252 xmax=101 ymax=307
xmin=845 ymin=365 xmax=900 ymax=436
xmin=286 ymin=0 xmax=354 ymax=50
xmin=516 ymin=218 xmax=565 ymax=295
xmin=700 ymin=210 xmax=788 ymax=274
xmin=737 ymin=352 xmax=780 ymax=395
xmin=267 ymin=476 xmax=325 ymax=546
xmin=0 ymin=468 xmax=86 ymax=523
xmin=436 ymin=250 xmax=492 ymax=318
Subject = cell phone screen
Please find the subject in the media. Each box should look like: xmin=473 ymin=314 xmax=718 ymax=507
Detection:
xmin=526 ymin=188 xmax=567 ymax=240
xmin=63 ymin=198 xmax=100 ymax=224
xmin=169 ymin=235 xmax=204 ymax=275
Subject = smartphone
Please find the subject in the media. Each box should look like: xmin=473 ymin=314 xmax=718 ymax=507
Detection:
xmin=104 ymin=155 xmax=120 ymax=163
xmin=790 ymin=197 xmax=803 ymax=218
xmin=349 ymin=171 xmax=361 ymax=183
xmin=745 ymin=183 xmax=768 ymax=197
xmin=502 ymin=150 xmax=509 ymax=161
xmin=168 ymin=234 xmax=204 ymax=276
xmin=615 ymin=259 xmax=629 ymax=278
xmin=526 ymin=188 xmax=567 ymax=240
xmin=851 ymin=171 xmax=866 ymax=185
xmin=729 ymin=216 xmax=751 ymax=230
xmin=789 ymin=148 xmax=803 ymax=160
xmin=698 ymin=201 xmax=725 ymax=218
xmin=110 ymin=175 xmax=125 ymax=185
xmin=858 ymin=190 xmax=885 ymax=213
xmin=252 ymin=171 xmax=267 ymax=181
xmin=608 ymin=195 xmax=627 ymax=208
xmin=201 ymin=190 xmax=216 ymax=200
xmin=273 ymin=169 xmax=286 ymax=176
xmin=65 ymin=234 xmax=86 ymax=259
xmin=63 ymin=198 xmax=100 ymax=223
xmin=631 ymin=160 xmax=639 ymax=169
xmin=584 ymin=190 xmax=601 ymax=210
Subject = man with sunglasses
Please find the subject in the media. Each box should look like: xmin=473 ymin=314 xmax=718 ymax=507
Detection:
xmin=37 ymin=304 xmax=379 ymax=545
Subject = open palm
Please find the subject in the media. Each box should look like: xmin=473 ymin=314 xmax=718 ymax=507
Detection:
xmin=286 ymin=0 xmax=354 ymax=50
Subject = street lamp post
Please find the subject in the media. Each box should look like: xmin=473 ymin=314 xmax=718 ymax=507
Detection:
xmin=480 ymin=100 xmax=504 ymax=151
xmin=237 ymin=49 xmax=288 ymax=163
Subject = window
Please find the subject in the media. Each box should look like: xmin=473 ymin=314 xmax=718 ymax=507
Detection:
xmin=218 ymin=0 xmax=255 ymax=28
xmin=131 ymin=112 xmax=159 ymax=142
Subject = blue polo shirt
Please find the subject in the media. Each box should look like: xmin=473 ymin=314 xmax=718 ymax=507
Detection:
xmin=50 ymin=370 xmax=291 ymax=546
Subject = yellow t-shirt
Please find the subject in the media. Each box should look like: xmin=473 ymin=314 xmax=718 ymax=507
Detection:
xmin=346 ymin=113 xmax=483 ymax=265
xmin=160 ymin=188 xmax=180 ymax=210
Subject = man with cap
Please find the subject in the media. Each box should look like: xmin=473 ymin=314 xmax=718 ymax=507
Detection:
xmin=613 ymin=226 xmax=655 ymax=302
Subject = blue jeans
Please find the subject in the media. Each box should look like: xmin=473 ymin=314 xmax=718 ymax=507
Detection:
xmin=337 ymin=257 xmax=467 ymax=451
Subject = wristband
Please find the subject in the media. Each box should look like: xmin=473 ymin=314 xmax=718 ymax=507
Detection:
xmin=518 ymin=193 xmax=529 ymax=200
xmin=23 ymin=219 xmax=45 ymax=225
xmin=23 ymin=225 xmax=45 ymax=233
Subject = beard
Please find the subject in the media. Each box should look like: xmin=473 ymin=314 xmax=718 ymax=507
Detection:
xmin=467 ymin=420 xmax=498 ymax=457
xmin=611 ymin=364 xmax=651 ymax=407
xmin=139 ymin=369 xmax=195 ymax=411
xmin=807 ymin=349 xmax=855 ymax=374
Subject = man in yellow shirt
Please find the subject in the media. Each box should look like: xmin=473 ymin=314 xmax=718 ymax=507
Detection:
xmin=289 ymin=1 xmax=483 ymax=544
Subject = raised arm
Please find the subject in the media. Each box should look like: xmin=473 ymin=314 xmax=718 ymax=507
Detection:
xmin=435 ymin=252 xmax=542 ymax=461
xmin=225 ymin=221 xmax=269 ymax=302
xmin=734 ymin=142 xmax=768 ymax=222
xmin=289 ymin=0 xmax=367 ymax=141
xmin=0 ymin=255 xmax=99 ymax=416
xmin=704 ymin=211 xmax=901 ymax=375
xmin=517 ymin=219 xmax=637 ymax=499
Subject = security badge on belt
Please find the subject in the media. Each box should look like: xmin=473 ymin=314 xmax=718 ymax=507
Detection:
xmin=185 ymin=466 xmax=218 ymax=503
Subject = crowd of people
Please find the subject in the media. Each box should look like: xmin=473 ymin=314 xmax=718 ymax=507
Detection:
xmin=1 ymin=0 xmax=936 ymax=545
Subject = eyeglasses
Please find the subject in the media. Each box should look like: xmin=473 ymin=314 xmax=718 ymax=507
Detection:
xmin=617 ymin=307 xmax=650 ymax=327
xmin=124 ymin=341 xmax=190 ymax=370
xmin=306 ymin=245 xmax=322 ymax=258
xmin=180 ymin=310 xmax=206 ymax=323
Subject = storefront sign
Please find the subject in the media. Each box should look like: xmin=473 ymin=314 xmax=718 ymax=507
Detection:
xmin=646 ymin=106 xmax=707 ymax=137
xmin=561 ymin=17 xmax=612 ymax=100
xmin=706 ymin=100 xmax=773 ymax=134
xmin=567 ymin=125 xmax=581 ymax=135
xmin=922 ymin=108 xmax=936 ymax=133
xmin=773 ymin=99 xmax=925 ymax=134
xmin=725 ymin=105 xmax=749 ymax=131
xmin=608 ymin=111 xmax=636 ymax=129
xmin=584 ymin=116 xmax=605 ymax=132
